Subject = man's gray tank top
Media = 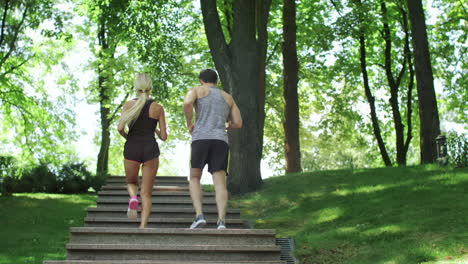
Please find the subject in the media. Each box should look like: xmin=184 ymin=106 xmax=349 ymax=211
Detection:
xmin=192 ymin=87 xmax=230 ymax=143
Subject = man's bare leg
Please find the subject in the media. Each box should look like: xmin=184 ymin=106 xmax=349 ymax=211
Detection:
xmin=189 ymin=168 xmax=207 ymax=229
xmin=189 ymin=168 xmax=203 ymax=216
xmin=212 ymin=170 xmax=228 ymax=224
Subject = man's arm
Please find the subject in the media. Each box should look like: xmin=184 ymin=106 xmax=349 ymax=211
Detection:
xmin=227 ymin=98 xmax=242 ymax=130
xmin=183 ymin=88 xmax=197 ymax=133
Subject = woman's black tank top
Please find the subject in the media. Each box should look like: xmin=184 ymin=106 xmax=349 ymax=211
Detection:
xmin=127 ymin=99 xmax=158 ymax=141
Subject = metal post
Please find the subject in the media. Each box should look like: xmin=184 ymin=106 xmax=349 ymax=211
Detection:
xmin=436 ymin=135 xmax=447 ymax=165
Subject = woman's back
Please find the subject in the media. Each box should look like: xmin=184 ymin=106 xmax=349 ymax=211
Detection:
xmin=127 ymin=99 xmax=158 ymax=141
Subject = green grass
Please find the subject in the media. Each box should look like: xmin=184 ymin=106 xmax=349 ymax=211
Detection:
xmin=0 ymin=193 xmax=97 ymax=264
xmin=231 ymin=165 xmax=468 ymax=264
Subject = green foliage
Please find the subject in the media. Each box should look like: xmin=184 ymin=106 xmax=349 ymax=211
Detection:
xmin=20 ymin=163 xmax=60 ymax=193
xmin=0 ymin=0 xmax=79 ymax=167
xmin=90 ymin=171 xmax=108 ymax=192
xmin=0 ymin=0 xmax=463 ymax=176
xmin=232 ymin=165 xmax=468 ymax=263
xmin=76 ymin=0 xmax=209 ymax=174
xmin=0 ymin=193 xmax=96 ymax=264
xmin=430 ymin=0 xmax=467 ymax=125
xmin=446 ymin=131 xmax=467 ymax=168
xmin=0 ymin=161 xmax=97 ymax=195
xmin=263 ymin=0 xmax=391 ymax=171
xmin=0 ymin=156 xmax=19 ymax=196
xmin=58 ymin=162 xmax=92 ymax=193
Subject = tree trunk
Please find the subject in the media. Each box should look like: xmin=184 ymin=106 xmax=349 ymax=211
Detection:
xmin=406 ymin=0 xmax=441 ymax=163
xmin=96 ymin=104 xmax=110 ymax=175
xmin=356 ymin=0 xmax=392 ymax=166
xmin=381 ymin=1 xmax=406 ymax=165
xmin=200 ymin=0 xmax=272 ymax=195
xmin=282 ymin=0 xmax=301 ymax=173
xmin=359 ymin=34 xmax=392 ymax=167
xmin=400 ymin=5 xmax=415 ymax=158
xmin=96 ymin=17 xmax=111 ymax=176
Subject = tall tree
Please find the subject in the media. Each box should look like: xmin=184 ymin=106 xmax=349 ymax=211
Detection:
xmin=83 ymin=0 xmax=186 ymax=175
xmin=282 ymin=0 xmax=301 ymax=173
xmin=91 ymin=0 xmax=130 ymax=176
xmin=355 ymin=0 xmax=393 ymax=166
xmin=400 ymin=4 xmax=416 ymax=165
xmin=200 ymin=0 xmax=272 ymax=194
xmin=380 ymin=1 xmax=415 ymax=165
xmin=0 ymin=0 xmax=76 ymax=165
xmin=431 ymin=0 xmax=466 ymax=125
xmin=406 ymin=0 xmax=441 ymax=163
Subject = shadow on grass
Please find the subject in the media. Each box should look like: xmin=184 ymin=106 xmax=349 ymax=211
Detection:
xmin=232 ymin=166 xmax=468 ymax=264
xmin=0 ymin=193 xmax=97 ymax=264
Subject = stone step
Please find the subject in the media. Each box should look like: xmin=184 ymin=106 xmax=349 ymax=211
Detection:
xmin=95 ymin=204 xmax=215 ymax=210
xmin=101 ymin=186 xmax=189 ymax=192
xmin=66 ymin=244 xmax=281 ymax=261
xmin=43 ymin=173 xmax=287 ymax=264
xmin=69 ymin=227 xmax=275 ymax=246
xmin=105 ymin=177 xmax=188 ymax=185
xmin=45 ymin=260 xmax=286 ymax=264
xmin=97 ymin=197 xmax=216 ymax=204
xmin=84 ymin=217 xmax=245 ymax=228
xmin=86 ymin=207 xmax=240 ymax=219
xmin=105 ymin=182 xmax=188 ymax=187
xmin=107 ymin=176 xmax=188 ymax=182
xmin=95 ymin=199 xmax=217 ymax=210
xmin=106 ymin=178 xmax=187 ymax=182
xmin=98 ymin=190 xmax=215 ymax=197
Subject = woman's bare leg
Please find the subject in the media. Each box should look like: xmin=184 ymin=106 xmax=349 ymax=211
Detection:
xmin=139 ymin=157 xmax=158 ymax=228
xmin=124 ymin=159 xmax=140 ymax=198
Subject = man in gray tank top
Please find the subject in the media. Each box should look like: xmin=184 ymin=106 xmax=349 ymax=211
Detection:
xmin=183 ymin=69 xmax=242 ymax=229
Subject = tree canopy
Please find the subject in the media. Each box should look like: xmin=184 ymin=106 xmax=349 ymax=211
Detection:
xmin=0 ymin=0 xmax=465 ymax=188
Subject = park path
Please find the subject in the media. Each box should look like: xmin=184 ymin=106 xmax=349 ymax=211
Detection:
xmin=44 ymin=176 xmax=293 ymax=264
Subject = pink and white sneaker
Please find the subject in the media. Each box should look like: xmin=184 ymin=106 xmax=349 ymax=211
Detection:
xmin=127 ymin=196 xmax=138 ymax=219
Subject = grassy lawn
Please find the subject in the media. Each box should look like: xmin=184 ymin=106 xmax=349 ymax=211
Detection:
xmin=0 ymin=193 xmax=97 ymax=264
xmin=232 ymin=165 xmax=468 ymax=264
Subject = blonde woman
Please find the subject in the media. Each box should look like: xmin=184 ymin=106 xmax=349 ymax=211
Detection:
xmin=118 ymin=73 xmax=167 ymax=228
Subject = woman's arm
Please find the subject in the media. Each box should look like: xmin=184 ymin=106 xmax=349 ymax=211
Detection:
xmin=155 ymin=104 xmax=167 ymax=141
xmin=117 ymin=101 xmax=134 ymax=139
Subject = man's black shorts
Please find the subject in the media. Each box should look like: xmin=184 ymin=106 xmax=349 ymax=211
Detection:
xmin=191 ymin=139 xmax=229 ymax=174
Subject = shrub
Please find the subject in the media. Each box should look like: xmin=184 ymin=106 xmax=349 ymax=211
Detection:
xmin=20 ymin=164 xmax=59 ymax=193
xmin=0 ymin=175 xmax=18 ymax=196
xmin=1 ymin=160 xmax=98 ymax=194
xmin=58 ymin=162 xmax=92 ymax=193
xmin=446 ymin=131 xmax=467 ymax=168
xmin=90 ymin=172 xmax=107 ymax=192
xmin=0 ymin=156 xmax=18 ymax=196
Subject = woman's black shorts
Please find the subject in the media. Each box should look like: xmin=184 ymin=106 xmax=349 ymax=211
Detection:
xmin=124 ymin=139 xmax=160 ymax=163
xmin=191 ymin=139 xmax=229 ymax=174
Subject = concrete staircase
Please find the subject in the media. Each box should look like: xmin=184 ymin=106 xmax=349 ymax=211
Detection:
xmin=44 ymin=176 xmax=287 ymax=264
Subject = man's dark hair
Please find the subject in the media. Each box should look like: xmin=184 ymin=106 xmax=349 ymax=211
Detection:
xmin=198 ymin=69 xmax=218 ymax=83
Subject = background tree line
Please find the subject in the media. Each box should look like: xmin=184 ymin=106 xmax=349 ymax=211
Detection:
xmin=0 ymin=0 xmax=465 ymax=196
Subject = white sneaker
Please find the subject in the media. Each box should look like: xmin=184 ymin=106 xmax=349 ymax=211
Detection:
xmin=190 ymin=215 xmax=207 ymax=229
xmin=126 ymin=197 xmax=138 ymax=219
xmin=217 ymin=219 xmax=226 ymax=229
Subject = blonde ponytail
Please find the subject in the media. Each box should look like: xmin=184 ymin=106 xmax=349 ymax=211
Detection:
xmin=119 ymin=73 xmax=153 ymax=130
